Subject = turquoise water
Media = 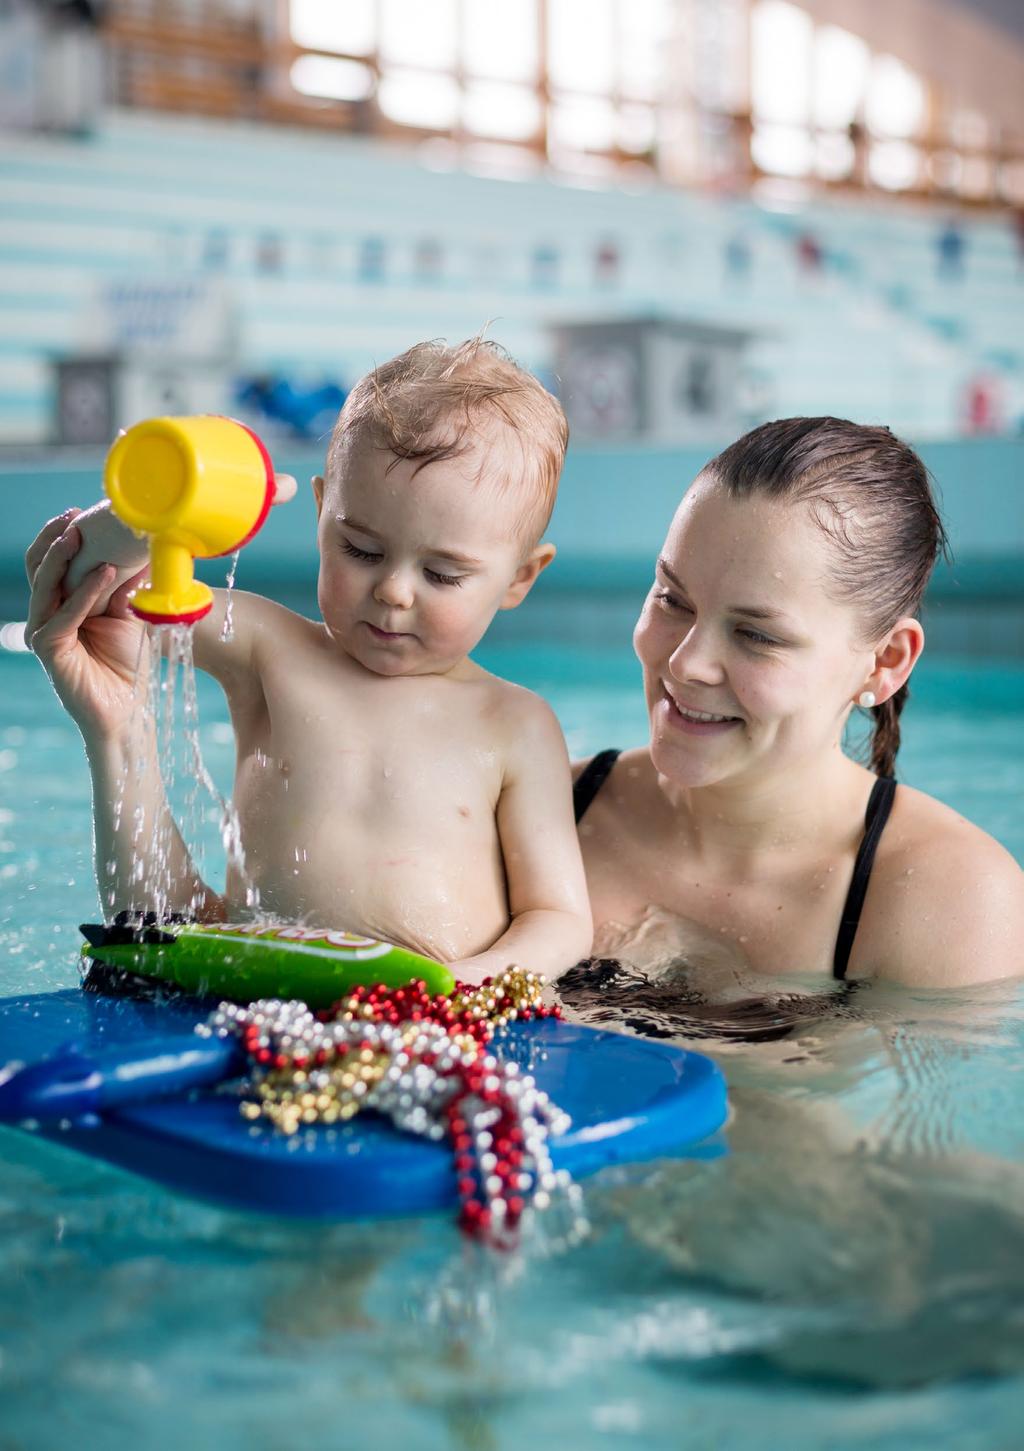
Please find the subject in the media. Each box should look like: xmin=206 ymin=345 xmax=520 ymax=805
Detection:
xmin=1 ymin=610 xmax=1024 ymax=1450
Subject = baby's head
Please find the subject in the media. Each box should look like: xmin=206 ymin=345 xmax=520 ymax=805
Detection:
xmin=313 ymin=339 xmax=568 ymax=676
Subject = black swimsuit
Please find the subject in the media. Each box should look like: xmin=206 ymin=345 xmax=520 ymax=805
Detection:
xmin=573 ymin=749 xmax=897 ymax=981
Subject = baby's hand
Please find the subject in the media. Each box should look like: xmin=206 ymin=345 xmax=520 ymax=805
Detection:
xmin=449 ymin=956 xmax=518 ymax=990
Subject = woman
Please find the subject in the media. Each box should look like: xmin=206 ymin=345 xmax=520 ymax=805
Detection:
xmin=571 ymin=417 xmax=1022 ymax=989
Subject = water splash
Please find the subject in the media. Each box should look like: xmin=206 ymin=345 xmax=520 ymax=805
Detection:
xmin=178 ymin=631 xmax=261 ymax=914
xmin=110 ymin=622 xmax=260 ymax=923
xmin=219 ymin=550 xmax=241 ymax=642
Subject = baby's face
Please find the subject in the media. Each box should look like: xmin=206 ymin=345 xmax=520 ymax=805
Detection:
xmin=314 ymin=433 xmax=536 ymax=677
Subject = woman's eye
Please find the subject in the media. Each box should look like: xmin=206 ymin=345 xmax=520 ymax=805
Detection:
xmin=426 ymin=567 xmax=464 ymax=588
xmin=654 ymin=589 xmax=691 ymax=612
xmin=738 ymin=627 xmax=778 ymax=647
xmin=342 ymin=540 xmax=382 ymax=563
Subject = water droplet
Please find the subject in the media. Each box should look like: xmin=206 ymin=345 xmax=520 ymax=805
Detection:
xmin=220 ymin=550 xmax=241 ymax=641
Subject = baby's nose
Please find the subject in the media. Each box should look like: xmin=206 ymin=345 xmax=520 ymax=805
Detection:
xmin=374 ymin=570 xmax=414 ymax=609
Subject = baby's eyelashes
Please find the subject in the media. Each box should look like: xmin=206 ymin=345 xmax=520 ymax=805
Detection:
xmin=342 ymin=540 xmax=383 ymax=563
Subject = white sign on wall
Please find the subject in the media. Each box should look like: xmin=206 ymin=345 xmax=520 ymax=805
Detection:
xmin=78 ymin=278 xmax=237 ymax=361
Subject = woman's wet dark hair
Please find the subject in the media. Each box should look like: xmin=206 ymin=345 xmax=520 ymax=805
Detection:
xmin=700 ymin=417 xmax=949 ymax=778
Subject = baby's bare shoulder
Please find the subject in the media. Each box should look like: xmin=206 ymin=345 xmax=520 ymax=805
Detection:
xmin=476 ymin=672 xmax=560 ymax=730
xmin=457 ymin=670 xmax=564 ymax=767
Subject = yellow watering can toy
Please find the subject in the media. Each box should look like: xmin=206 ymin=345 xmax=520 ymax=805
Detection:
xmin=104 ymin=415 xmax=275 ymax=626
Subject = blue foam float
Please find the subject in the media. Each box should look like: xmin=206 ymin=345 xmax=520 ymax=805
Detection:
xmin=0 ymin=988 xmax=727 ymax=1219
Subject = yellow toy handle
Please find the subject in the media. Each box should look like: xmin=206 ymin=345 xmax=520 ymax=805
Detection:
xmin=104 ymin=416 xmax=274 ymax=626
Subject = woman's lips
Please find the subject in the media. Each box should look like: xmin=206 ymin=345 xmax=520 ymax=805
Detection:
xmin=661 ymin=685 xmax=742 ymax=735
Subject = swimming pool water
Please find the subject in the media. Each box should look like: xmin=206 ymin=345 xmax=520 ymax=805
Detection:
xmin=1 ymin=613 xmax=1023 ymax=1451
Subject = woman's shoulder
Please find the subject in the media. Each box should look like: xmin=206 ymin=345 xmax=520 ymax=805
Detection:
xmin=883 ymin=781 xmax=1017 ymax=872
xmin=860 ymin=782 xmax=1024 ymax=987
xmin=571 ymin=746 xmax=650 ymax=786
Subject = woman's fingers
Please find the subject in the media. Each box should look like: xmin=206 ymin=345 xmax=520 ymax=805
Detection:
xmin=24 ymin=508 xmax=81 ymax=585
xmin=29 ymin=562 xmax=116 ymax=661
xmin=25 ymin=525 xmax=82 ymax=636
xmin=272 ymin=472 xmax=297 ymax=506
xmin=107 ymin=567 xmax=149 ymax=619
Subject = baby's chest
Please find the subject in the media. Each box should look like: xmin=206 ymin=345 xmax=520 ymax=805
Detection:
xmin=249 ymin=688 xmax=502 ymax=829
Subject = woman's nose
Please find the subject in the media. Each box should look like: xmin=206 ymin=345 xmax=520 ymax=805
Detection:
xmin=668 ymin=627 xmax=725 ymax=685
xmin=373 ymin=570 xmax=414 ymax=609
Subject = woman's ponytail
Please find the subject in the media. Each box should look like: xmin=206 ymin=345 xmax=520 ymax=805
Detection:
xmin=869 ymin=684 xmax=909 ymax=779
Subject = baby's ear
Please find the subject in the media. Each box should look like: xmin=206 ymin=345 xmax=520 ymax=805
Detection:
xmin=500 ymin=542 xmax=556 ymax=611
xmin=311 ymin=474 xmax=325 ymax=519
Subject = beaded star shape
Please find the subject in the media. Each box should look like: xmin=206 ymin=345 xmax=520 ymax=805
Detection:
xmin=202 ymin=969 xmax=586 ymax=1247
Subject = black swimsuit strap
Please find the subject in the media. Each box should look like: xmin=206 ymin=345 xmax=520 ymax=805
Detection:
xmin=573 ymin=749 xmax=622 ymax=824
xmin=574 ymin=752 xmax=895 ymax=982
xmin=833 ymin=776 xmax=897 ymax=981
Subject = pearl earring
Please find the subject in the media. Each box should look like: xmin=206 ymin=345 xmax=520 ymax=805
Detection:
xmin=857 ymin=690 xmax=876 ymax=708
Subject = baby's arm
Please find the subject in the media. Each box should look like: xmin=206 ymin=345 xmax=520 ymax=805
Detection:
xmin=452 ymin=694 xmax=592 ymax=986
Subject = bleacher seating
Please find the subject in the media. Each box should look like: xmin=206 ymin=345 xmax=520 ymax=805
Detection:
xmin=0 ymin=108 xmax=1021 ymax=444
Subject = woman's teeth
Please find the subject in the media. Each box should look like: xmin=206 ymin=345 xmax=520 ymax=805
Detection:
xmin=665 ymin=688 xmax=737 ymax=723
xmin=677 ymin=706 xmax=733 ymax=722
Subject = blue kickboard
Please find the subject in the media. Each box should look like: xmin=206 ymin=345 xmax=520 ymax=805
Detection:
xmin=0 ymin=989 xmax=728 ymax=1218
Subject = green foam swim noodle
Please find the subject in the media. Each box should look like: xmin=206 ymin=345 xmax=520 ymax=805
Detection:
xmin=80 ymin=921 xmax=456 ymax=1007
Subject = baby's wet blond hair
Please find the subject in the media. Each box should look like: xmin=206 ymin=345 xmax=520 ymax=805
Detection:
xmin=327 ymin=338 xmax=568 ymax=547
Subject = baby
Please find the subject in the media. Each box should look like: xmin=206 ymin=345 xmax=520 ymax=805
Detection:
xmin=27 ymin=339 xmax=592 ymax=983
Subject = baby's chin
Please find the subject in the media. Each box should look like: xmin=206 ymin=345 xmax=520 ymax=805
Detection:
xmin=346 ymin=638 xmax=466 ymax=679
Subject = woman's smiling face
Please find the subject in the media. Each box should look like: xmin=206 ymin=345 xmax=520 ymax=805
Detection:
xmin=633 ymin=480 xmax=875 ymax=788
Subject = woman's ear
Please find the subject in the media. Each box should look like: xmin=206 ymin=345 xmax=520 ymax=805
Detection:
xmin=500 ymin=543 xmax=557 ymax=611
xmin=311 ymin=474 xmax=325 ymax=520
xmin=867 ymin=617 xmax=925 ymax=703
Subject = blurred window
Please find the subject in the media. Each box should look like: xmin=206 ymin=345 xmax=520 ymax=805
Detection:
xmin=280 ymin=0 xmax=1007 ymax=203
xmin=380 ymin=0 xmax=457 ymax=70
xmin=463 ymin=83 xmax=541 ymax=142
xmin=751 ymin=1 xmax=812 ymax=126
xmin=751 ymin=123 xmax=813 ymax=177
xmin=378 ymin=70 xmax=459 ymax=129
xmin=619 ymin=104 xmax=657 ymax=155
xmin=548 ymin=0 xmax=615 ymax=95
xmin=813 ymin=26 xmax=869 ymax=130
xmin=815 ymin=130 xmax=855 ymax=181
xmin=463 ymin=0 xmax=538 ymax=82
xmin=290 ymin=56 xmax=375 ymax=102
xmin=549 ymin=94 xmax=617 ymax=153
xmin=290 ymin=0 xmax=375 ymax=55
xmin=866 ymin=55 xmax=925 ymax=139
xmin=686 ymin=0 xmax=748 ymax=114
xmin=618 ymin=0 xmax=673 ymax=99
xmin=869 ymin=139 xmax=923 ymax=190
